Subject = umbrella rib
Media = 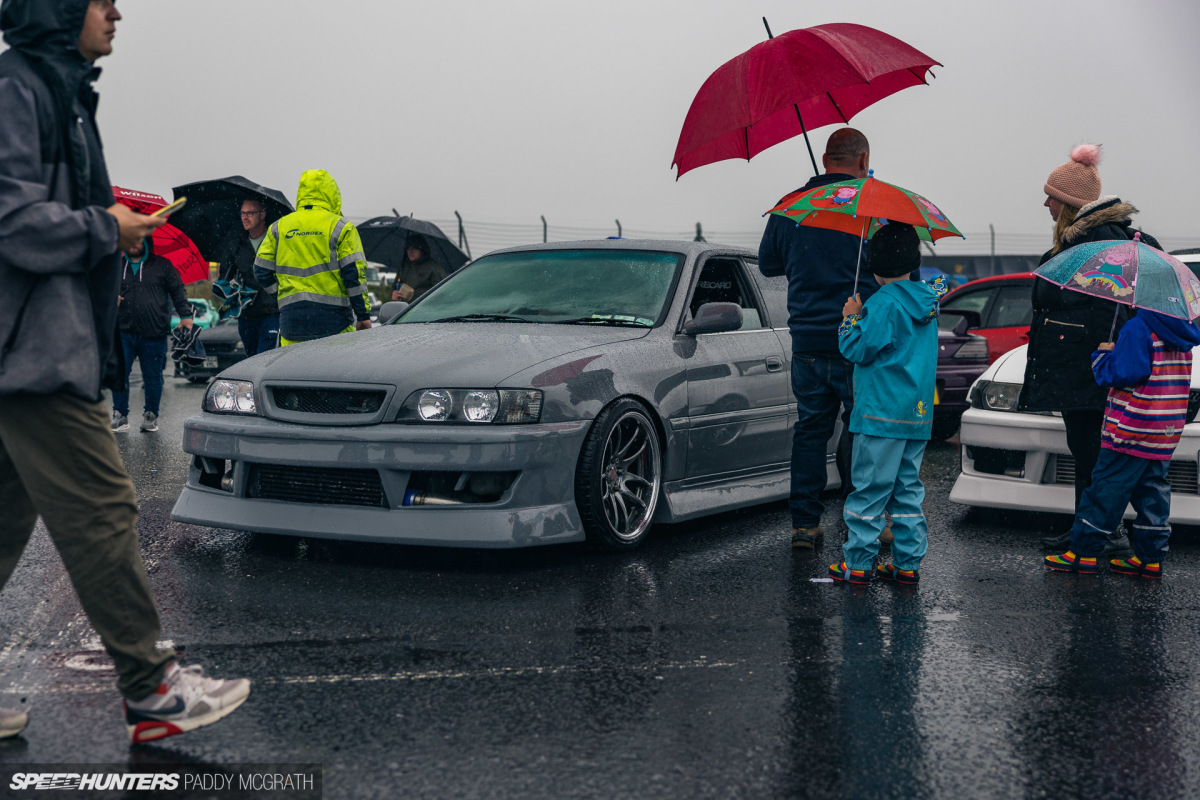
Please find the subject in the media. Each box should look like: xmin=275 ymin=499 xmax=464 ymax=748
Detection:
xmin=907 ymin=66 xmax=931 ymax=85
xmin=826 ymin=92 xmax=849 ymax=124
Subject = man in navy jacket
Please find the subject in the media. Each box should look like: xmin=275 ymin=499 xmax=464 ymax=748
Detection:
xmin=758 ymin=128 xmax=878 ymax=549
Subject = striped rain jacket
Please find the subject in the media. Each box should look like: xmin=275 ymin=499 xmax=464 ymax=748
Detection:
xmin=1092 ymin=310 xmax=1200 ymax=461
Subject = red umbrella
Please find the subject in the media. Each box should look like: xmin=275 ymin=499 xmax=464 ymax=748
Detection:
xmin=672 ymin=20 xmax=940 ymax=178
xmin=111 ymin=186 xmax=210 ymax=284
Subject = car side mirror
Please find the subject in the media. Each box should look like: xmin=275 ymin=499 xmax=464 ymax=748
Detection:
xmin=941 ymin=308 xmax=982 ymax=336
xmin=682 ymin=302 xmax=743 ymax=336
xmin=377 ymin=300 xmax=409 ymax=325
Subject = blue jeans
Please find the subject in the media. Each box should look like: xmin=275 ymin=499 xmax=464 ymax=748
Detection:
xmin=112 ymin=332 xmax=166 ymax=417
xmin=238 ymin=314 xmax=280 ymax=356
xmin=1069 ymin=448 xmax=1172 ymax=562
xmin=843 ymin=435 xmax=928 ymax=572
xmin=790 ymin=352 xmax=854 ymax=528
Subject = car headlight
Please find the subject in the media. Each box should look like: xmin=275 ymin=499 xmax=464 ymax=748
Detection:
xmin=234 ymin=340 xmax=245 ymax=352
xmin=205 ymin=379 xmax=257 ymax=415
xmin=399 ymin=389 xmax=542 ymax=424
xmin=969 ymin=380 xmax=1022 ymax=411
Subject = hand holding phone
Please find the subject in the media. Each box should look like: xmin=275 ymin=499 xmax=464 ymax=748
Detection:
xmin=150 ymin=196 xmax=187 ymax=218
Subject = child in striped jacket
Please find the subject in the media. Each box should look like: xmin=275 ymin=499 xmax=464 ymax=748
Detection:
xmin=1045 ymin=307 xmax=1200 ymax=577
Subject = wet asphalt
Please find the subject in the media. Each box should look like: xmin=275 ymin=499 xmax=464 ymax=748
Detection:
xmin=3 ymin=373 xmax=1200 ymax=800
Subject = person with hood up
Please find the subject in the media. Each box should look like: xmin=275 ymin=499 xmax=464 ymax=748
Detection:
xmin=1044 ymin=308 xmax=1200 ymax=577
xmin=112 ymin=236 xmax=194 ymax=433
xmin=254 ymin=169 xmax=372 ymax=345
xmin=828 ymin=223 xmax=949 ymax=586
xmin=392 ymin=233 xmax=446 ymax=303
xmin=1020 ymin=144 xmax=1161 ymax=555
xmin=0 ymin=0 xmax=249 ymax=743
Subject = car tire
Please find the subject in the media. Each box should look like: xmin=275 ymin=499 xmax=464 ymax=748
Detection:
xmin=574 ymin=398 xmax=662 ymax=551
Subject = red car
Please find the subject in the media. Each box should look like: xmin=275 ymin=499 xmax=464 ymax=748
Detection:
xmin=939 ymin=273 xmax=1035 ymax=363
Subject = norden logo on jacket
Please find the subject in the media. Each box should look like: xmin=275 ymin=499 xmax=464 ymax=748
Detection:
xmin=284 ymin=229 xmax=323 ymax=239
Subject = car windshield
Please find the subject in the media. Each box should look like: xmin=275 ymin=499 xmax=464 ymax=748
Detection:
xmin=396 ymin=249 xmax=683 ymax=327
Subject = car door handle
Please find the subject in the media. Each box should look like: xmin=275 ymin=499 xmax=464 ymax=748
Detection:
xmin=765 ymin=357 xmax=783 ymax=372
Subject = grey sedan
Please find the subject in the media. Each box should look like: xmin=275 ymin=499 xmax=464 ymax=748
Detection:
xmin=171 ymin=240 xmax=841 ymax=549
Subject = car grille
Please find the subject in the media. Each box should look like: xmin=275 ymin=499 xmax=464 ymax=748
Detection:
xmin=1051 ymin=454 xmax=1199 ymax=495
xmin=247 ymin=464 xmax=388 ymax=507
xmin=271 ymin=387 xmax=386 ymax=415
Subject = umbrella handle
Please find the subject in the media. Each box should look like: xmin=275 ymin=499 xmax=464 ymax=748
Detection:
xmin=1108 ymin=303 xmax=1119 ymax=342
xmin=852 ymin=217 xmax=867 ymax=296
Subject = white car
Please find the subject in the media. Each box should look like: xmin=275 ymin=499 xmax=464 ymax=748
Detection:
xmin=950 ymin=249 xmax=1200 ymax=522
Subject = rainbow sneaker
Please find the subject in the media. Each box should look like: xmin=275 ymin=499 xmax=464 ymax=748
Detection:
xmin=1109 ymin=555 xmax=1161 ymax=579
xmin=1044 ymin=550 xmax=1098 ymax=574
xmin=829 ymin=561 xmax=871 ymax=585
xmin=874 ymin=564 xmax=919 ymax=585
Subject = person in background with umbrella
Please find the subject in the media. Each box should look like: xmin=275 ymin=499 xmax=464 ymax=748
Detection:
xmin=218 ymin=197 xmax=279 ymax=354
xmin=758 ymin=128 xmax=887 ymax=550
xmin=112 ymin=236 xmax=194 ymax=433
xmin=392 ymin=234 xmax=446 ymax=303
xmin=1019 ymin=145 xmax=1159 ymax=555
xmin=0 ymin=0 xmax=249 ymax=743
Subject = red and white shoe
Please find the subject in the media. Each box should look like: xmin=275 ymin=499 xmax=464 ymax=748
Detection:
xmin=125 ymin=663 xmax=250 ymax=743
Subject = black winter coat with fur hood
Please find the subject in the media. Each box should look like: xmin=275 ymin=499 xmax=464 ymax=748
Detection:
xmin=1019 ymin=197 xmax=1161 ymax=412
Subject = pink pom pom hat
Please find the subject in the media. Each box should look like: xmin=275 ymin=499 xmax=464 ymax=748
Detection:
xmin=1044 ymin=144 xmax=1103 ymax=208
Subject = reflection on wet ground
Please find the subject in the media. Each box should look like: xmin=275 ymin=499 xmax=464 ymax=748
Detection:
xmin=2 ymin=379 xmax=1200 ymax=799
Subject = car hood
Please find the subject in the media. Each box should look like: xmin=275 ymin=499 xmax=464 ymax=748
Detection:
xmin=228 ymin=322 xmax=650 ymax=388
xmin=985 ymin=343 xmax=1200 ymax=389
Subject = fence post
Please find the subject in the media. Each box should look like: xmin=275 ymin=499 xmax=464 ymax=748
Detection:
xmin=454 ymin=211 xmax=471 ymax=259
xmin=694 ymin=222 xmax=706 ymax=242
xmin=615 ymin=219 xmax=622 ymax=238
xmin=541 ymin=215 xmax=547 ymax=243
xmin=989 ymin=224 xmax=996 ymax=275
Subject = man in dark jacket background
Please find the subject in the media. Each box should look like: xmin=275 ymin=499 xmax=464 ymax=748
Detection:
xmin=0 ymin=0 xmax=248 ymax=743
xmin=758 ymin=128 xmax=879 ymax=550
xmin=219 ymin=196 xmax=279 ymax=354
xmin=112 ymin=237 xmax=193 ymax=433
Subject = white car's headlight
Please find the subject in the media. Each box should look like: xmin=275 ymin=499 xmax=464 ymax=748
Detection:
xmin=400 ymin=389 xmax=542 ymax=424
xmin=205 ymin=379 xmax=257 ymax=415
xmin=970 ymin=380 xmax=1022 ymax=411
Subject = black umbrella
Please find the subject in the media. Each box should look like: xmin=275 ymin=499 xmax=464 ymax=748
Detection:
xmin=357 ymin=216 xmax=470 ymax=275
xmin=169 ymin=176 xmax=293 ymax=261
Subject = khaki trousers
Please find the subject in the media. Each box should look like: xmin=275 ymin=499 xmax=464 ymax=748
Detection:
xmin=0 ymin=392 xmax=172 ymax=700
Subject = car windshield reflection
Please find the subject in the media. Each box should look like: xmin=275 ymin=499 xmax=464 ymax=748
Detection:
xmin=396 ymin=249 xmax=683 ymax=328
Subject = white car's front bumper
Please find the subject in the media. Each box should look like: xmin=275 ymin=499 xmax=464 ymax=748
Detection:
xmin=949 ymin=406 xmax=1200 ymax=524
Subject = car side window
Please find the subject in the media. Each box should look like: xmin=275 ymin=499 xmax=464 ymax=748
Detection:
xmin=688 ymin=258 xmax=765 ymax=330
xmin=745 ymin=259 xmax=789 ymax=329
xmin=987 ymin=285 xmax=1034 ymax=328
xmin=938 ymin=288 xmax=991 ymax=330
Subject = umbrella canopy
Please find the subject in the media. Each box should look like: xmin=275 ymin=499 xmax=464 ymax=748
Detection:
xmin=357 ymin=216 xmax=470 ymax=274
xmin=766 ymin=171 xmax=963 ymax=242
xmin=111 ymin=186 xmax=209 ymax=284
xmin=1035 ymin=234 xmax=1200 ymax=322
xmin=673 ymin=22 xmax=940 ymax=178
xmin=169 ymin=176 xmax=293 ymax=261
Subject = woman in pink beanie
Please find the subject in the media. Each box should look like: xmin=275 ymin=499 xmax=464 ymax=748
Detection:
xmin=1019 ymin=144 xmax=1162 ymax=553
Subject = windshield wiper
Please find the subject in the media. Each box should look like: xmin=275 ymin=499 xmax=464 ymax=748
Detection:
xmin=432 ymin=314 xmax=532 ymax=323
xmin=555 ymin=316 xmax=651 ymax=327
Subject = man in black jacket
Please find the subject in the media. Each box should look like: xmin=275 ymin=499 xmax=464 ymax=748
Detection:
xmin=219 ymin=197 xmax=279 ymax=354
xmin=112 ymin=237 xmax=193 ymax=433
xmin=0 ymin=0 xmax=249 ymax=743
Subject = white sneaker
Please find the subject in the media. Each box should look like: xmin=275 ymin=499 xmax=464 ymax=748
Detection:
xmin=0 ymin=707 xmax=28 ymax=739
xmin=124 ymin=663 xmax=250 ymax=743
xmin=111 ymin=411 xmax=129 ymax=433
xmin=140 ymin=412 xmax=158 ymax=432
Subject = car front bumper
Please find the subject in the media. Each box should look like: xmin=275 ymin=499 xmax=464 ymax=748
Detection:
xmin=171 ymin=413 xmax=594 ymax=547
xmin=949 ymin=406 xmax=1200 ymax=524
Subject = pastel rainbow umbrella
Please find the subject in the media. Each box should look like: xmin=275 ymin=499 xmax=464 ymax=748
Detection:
xmin=1034 ymin=233 xmax=1200 ymax=337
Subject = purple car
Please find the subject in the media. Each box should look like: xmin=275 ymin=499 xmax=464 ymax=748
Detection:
xmin=933 ymin=308 xmax=988 ymax=440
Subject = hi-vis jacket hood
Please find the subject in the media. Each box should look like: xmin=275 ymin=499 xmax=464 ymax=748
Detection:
xmin=838 ymin=277 xmax=950 ymax=441
xmin=295 ymin=169 xmax=342 ymax=216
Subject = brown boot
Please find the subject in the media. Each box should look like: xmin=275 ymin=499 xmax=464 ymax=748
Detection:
xmin=791 ymin=525 xmax=825 ymax=549
xmin=877 ymin=525 xmax=894 ymax=544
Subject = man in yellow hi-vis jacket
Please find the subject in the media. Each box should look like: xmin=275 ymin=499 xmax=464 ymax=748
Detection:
xmin=254 ymin=170 xmax=372 ymax=345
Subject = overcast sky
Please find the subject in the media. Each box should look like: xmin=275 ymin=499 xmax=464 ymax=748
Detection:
xmin=16 ymin=0 xmax=1200 ymax=256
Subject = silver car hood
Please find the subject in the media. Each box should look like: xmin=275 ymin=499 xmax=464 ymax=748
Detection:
xmin=231 ymin=322 xmax=650 ymax=388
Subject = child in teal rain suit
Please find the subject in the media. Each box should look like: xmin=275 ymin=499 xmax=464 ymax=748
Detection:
xmin=830 ymin=222 xmax=948 ymax=585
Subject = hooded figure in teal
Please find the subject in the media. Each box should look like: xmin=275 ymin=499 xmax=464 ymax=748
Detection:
xmin=831 ymin=222 xmax=948 ymax=582
xmin=839 ymin=276 xmax=946 ymax=440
